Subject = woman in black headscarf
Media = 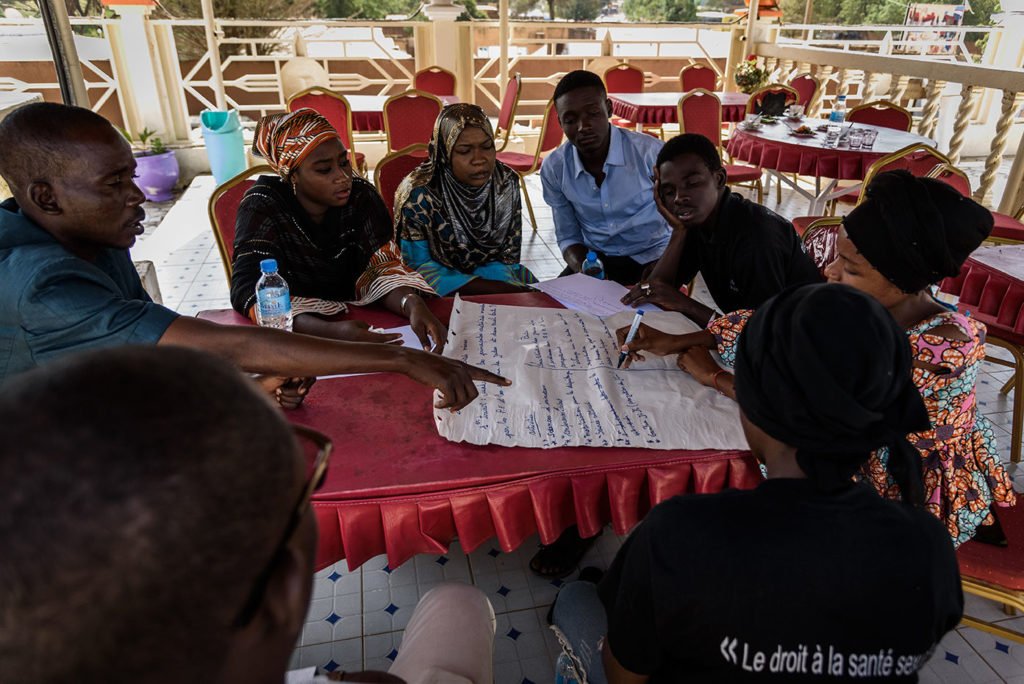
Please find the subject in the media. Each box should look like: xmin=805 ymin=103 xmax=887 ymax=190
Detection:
xmin=618 ymin=170 xmax=1016 ymax=546
xmin=551 ymin=284 xmax=962 ymax=684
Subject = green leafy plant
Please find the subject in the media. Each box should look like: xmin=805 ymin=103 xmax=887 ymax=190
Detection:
xmin=734 ymin=55 xmax=768 ymax=94
xmin=119 ymin=128 xmax=168 ymax=156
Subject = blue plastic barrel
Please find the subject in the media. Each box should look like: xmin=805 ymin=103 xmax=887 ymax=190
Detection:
xmin=200 ymin=109 xmax=247 ymax=184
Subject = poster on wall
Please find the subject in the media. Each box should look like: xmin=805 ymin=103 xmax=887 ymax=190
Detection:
xmin=901 ymin=3 xmax=968 ymax=55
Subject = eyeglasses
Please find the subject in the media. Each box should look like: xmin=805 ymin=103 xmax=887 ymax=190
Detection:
xmin=232 ymin=424 xmax=332 ymax=628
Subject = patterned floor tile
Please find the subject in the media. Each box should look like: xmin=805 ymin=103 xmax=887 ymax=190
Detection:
xmin=362 ymin=583 xmax=425 ymax=635
xmin=918 ymin=630 xmax=1002 ymax=683
xmin=959 ymin=619 xmax=1024 ymax=679
xmin=295 ymin=638 xmax=362 ymax=673
xmin=363 ymin=631 xmax=403 ymax=672
xmin=963 ymin=593 xmax=1019 ymax=625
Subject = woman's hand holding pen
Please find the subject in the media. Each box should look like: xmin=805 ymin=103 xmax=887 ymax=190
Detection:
xmin=613 ymin=325 xmax=716 ymax=369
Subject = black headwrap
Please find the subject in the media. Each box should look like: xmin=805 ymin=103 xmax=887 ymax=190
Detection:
xmin=843 ymin=169 xmax=992 ymax=293
xmin=734 ymin=283 xmax=931 ymax=504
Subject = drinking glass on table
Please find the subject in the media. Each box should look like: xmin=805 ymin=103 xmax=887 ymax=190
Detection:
xmin=848 ymin=129 xmax=864 ymax=150
xmin=861 ymin=128 xmax=879 ymax=149
xmin=825 ymin=122 xmax=841 ymax=146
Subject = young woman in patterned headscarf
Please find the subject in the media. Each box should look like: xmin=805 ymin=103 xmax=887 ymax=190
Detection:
xmin=230 ymin=108 xmax=446 ymax=351
xmin=395 ymin=103 xmax=537 ymax=296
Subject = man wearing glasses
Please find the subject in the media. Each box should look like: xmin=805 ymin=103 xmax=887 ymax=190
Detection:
xmin=0 ymin=346 xmax=496 ymax=683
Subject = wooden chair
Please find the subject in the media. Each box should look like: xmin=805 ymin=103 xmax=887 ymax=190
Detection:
xmin=828 ymin=143 xmax=951 ymax=214
xmin=413 ymin=65 xmax=457 ymax=97
xmin=773 ymin=75 xmax=820 ymax=202
xmin=679 ymin=63 xmax=717 ymax=92
xmin=927 ymin=162 xmax=1024 ymax=245
xmin=745 ymin=83 xmax=799 ymax=116
xmin=788 ymin=73 xmax=819 ymax=110
xmin=678 ymin=89 xmax=763 ymax=203
xmin=603 ymin=62 xmax=645 ymax=93
xmin=494 ymin=73 xmax=522 ymax=153
xmin=800 ymin=216 xmax=843 ymax=277
xmin=958 ymin=501 xmax=1024 ymax=644
xmin=382 ymin=89 xmax=444 ymax=153
xmin=495 ymin=99 xmax=564 ymax=232
xmin=207 ymin=164 xmax=275 ymax=279
xmin=374 ymin=143 xmax=429 ymax=221
xmin=847 ymin=100 xmax=913 ymax=132
xmin=286 ymin=88 xmax=367 ymax=176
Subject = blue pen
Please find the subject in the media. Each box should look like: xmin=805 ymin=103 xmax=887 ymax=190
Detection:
xmin=617 ymin=309 xmax=645 ymax=368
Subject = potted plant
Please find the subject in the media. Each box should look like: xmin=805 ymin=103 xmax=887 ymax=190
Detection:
xmin=124 ymin=128 xmax=179 ymax=202
xmin=734 ymin=55 xmax=768 ymax=94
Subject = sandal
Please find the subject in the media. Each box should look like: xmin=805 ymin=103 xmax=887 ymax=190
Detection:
xmin=529 ymin=525 xmax=601 ymax=579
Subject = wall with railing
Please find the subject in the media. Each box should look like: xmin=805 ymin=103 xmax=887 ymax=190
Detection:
xmin=0 ymin=13 xmax=1020 ymax=211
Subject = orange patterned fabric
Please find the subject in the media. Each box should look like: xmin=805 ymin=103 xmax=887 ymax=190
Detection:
xmin=863 ymin=312 xmax=1016 ymax=546
xmin=709 ymin=308 xmax=1017 ymax=546
xmin=252 ymin=108 xmax=340 ymax=178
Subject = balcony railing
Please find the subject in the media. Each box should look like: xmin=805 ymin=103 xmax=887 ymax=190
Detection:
xmin=0 ymin=14 xmax=1019 ymax=213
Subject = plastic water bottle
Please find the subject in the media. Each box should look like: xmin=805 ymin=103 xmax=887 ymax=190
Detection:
xmin=555 ymin=653 xmax=580 ymax=684
xmin=826 ymin=94 xmax=847 ymax=146
xmin=829 ymin=95 xmax=847 ymax=124
xmin=255 ymin=258 xmax=293 ymax=331
xmin=581 ymin=251 xmax=605 ymax=280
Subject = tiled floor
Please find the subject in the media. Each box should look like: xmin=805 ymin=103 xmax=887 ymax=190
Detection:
xmin=137 ymin=167 xmax=1024 ymax=683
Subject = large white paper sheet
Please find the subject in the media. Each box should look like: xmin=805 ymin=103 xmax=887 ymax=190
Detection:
xmin=435 ymin=296 xmax=748 ymax=450
xmin=533 ymin=273 xmax=661 ymax=316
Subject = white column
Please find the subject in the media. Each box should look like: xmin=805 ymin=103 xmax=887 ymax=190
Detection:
xmin=105 ymin=4 xmax=166 ymax=136
xmin=422 ymin=0 xmax=465 ymax=75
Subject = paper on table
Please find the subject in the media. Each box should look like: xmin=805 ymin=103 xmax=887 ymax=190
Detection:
xmin=318 ymin=325 xmax=422 ymax=379
xmin=434 ymin=296 xmax=747 ymax=450
xmin=533 ymin=273 xmax=662 ymax=317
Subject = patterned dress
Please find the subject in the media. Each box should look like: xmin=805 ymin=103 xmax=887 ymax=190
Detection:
xmin=708 ymin=308 xmax=1017 ymax=546
xmin=399 ymin=186 xmax=537 ymax=296
xmin=230 ymin=176 xmax=433 ymax=318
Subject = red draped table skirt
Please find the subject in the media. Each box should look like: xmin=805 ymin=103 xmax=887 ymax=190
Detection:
xmin=609 ymin=91 xmax=749 ymax=126
xmin=726 ymin=124 xmax=935 ymax=180
xmin=200 ymin=293 xmax=759 ymax=570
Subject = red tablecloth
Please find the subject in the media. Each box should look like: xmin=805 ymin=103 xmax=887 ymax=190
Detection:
xmin=199 ymin=294 xmax=759 ymax=570
xmin=346 ymin=94 xmax=459 ymax=132
xmin=609 ymin=91 xmax=749 ymax=125
xmin=941 ymin=246 xmax=1024 ymax=346
xmin=726 ymin=124 xmax=935 ymax=180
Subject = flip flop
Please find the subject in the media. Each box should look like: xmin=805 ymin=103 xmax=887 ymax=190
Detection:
xmin=529 ymin=526 xmax=602 ymax=579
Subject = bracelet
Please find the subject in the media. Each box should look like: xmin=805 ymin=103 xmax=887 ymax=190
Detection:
xmin=400 ymin=293 xmax=417 ymax=315
xmin=711 ymin=369 xmax=730 ymax=395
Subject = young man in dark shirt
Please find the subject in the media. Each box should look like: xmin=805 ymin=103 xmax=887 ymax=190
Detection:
xmin=620 ymin=134 xmax=821 ymax=326
xmin=553 ymin=284 xmax=963 ymax=683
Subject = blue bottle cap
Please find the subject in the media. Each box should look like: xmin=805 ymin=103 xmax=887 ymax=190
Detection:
xmin=586 ymin=251 xmax=598 ymax=260
xmin=260 ymin=258 xmax=278 ymax=273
